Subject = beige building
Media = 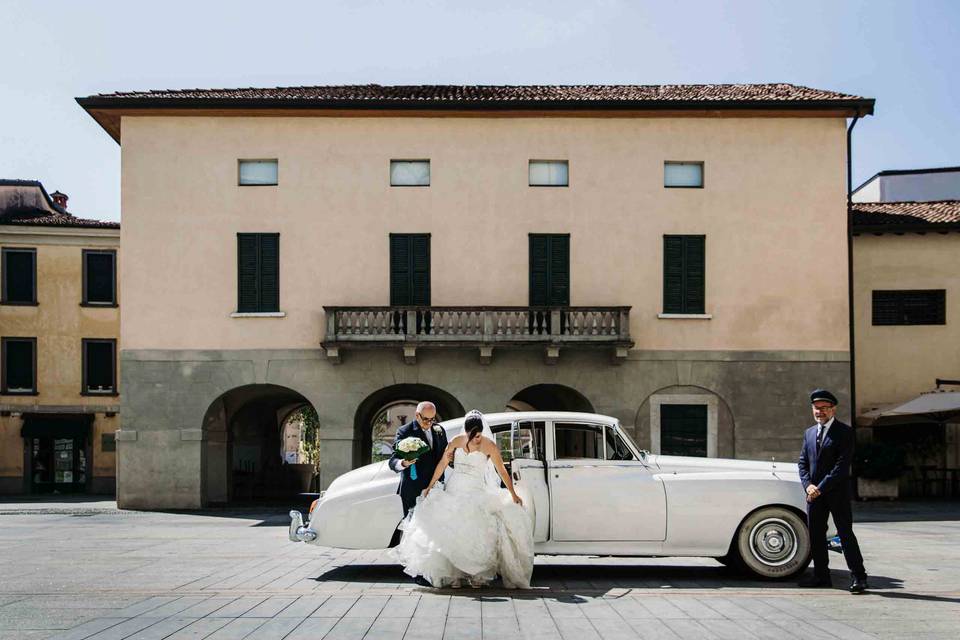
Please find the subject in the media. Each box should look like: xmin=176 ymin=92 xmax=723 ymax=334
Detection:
xmin=851 ymin=200 xmax=960 ymax=489
xmin=0 ymin=180 xmax=120 ymax=495
xmin=78 ymin=83 xmax=874 ymax=509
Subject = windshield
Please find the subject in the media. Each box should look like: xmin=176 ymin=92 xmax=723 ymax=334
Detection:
xmin=614 ymin=422 xmax=645 ymax=456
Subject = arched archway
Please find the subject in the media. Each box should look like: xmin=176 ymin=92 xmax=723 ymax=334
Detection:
xmin=202 ymin=384 xmax=317 ymax=505
xmin=507 ymin=384 xmax=594 ymax=413
xmin=354 ymin=384 xmax=465 ymax=466
xmin=633 ymin=385 xmax=735 ymax=458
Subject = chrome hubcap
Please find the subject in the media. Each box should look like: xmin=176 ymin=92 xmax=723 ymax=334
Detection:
xmin=748 ymin=517 xmax=798 ymax=567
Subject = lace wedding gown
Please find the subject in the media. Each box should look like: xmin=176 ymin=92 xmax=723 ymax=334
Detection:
xmin=392 ymin=447 xmax=534 ymax=588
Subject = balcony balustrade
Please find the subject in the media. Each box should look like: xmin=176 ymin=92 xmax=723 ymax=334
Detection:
xmin=322 ymin=306 xmax=633 ymax=364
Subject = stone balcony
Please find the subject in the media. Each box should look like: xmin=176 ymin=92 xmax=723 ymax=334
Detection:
xmin=322 ymin=306 xmax=634 ymax=365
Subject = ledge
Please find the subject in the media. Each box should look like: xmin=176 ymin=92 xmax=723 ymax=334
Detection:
xmin=657 ymin=313 xmax=713 ymax=320
xmin=230 ymin=311 xmax=286 ymax=318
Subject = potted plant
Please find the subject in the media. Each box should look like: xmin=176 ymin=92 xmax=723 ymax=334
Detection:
xmin=854 ymin=442 xmax=905 ymax=499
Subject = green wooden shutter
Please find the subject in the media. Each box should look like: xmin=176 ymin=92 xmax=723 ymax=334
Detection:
xmin=549 ymin=235 xmax=570 ymax=306
xmin=85 ymin=252 xmax=115 ymax=304
xmin=683 ymin=236 xmax=705 ymax=314
xmin=529 ymin=235 xmax=549 ymax=306
xmin=411 ymin=235 xmax=431 ymax=305
xmin=663 ymin=236 xmax=685 ymax=313
xmin=663 ymin=235 xmax=705 ymax=314
xmin=390 ymin=235 xmax=411 ymax=305
xmin=258 ymin=234 xmax=280 ymax=312
xmin=237 ymin=234 xmax=260 ymax=312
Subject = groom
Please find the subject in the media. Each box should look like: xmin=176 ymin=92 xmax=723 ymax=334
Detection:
xmin=389 ymin=401 xmax=450 ymax=516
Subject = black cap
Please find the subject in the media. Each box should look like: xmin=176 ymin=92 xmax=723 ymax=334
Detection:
xmin=810 ymin=389 xmax=838 ymax=406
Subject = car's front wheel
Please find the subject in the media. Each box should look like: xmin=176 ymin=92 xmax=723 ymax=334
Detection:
xmin=732 ymin=507 xmax=810 ymax=579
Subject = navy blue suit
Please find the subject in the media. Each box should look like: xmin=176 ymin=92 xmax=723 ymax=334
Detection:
xmin=389 ymin=420 xmax=449 ymax=516
xmin=797 ymin=419 xmax=866 ymax=580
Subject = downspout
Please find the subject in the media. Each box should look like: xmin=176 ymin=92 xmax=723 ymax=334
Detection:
xmin=846 ymin=113 xmax=861 ymax=428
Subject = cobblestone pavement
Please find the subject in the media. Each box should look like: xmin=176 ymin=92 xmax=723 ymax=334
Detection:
xmin=0 ymin=499 xmax=957 ymax=640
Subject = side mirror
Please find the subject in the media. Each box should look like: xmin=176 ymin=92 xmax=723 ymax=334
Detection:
xmin=639 ymin=450 xmax=649 ymax=462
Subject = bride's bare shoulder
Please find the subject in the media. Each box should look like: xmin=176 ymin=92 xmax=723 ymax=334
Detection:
xmin=449 ymin=434 xmax=467 ymax=446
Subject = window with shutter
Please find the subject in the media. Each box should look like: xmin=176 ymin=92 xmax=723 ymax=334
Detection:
xmin=83 ymin=339 xmax=116 ymax=394
xmin=1 ymin=337 xmax=36 ymax=394
xmin=529 ymin=234 xmax=570 ymax=306
xmin=2 ymin=248 xmax=37 ymax=305
xmin=872 ymin=290 xmax=946 ymax=325
xmin=236 ymin=233 xmax=280 ymax=312
xmin=82 ymin=250 xmax=116 ymax=305
xmin=663 ymin=235 xmax=705 ymax=314
xmin=390 ymin=234 xmax=430 ymax=306
xmin=660 ymin=404 xmax=708 ymax=457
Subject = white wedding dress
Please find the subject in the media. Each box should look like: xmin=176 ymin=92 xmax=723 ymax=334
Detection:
xmin=392 ymin=447 xmax=534 ymax=588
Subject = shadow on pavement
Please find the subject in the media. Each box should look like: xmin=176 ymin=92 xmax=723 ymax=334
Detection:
xmin=854 ymin=500 xmax=960 ymax=522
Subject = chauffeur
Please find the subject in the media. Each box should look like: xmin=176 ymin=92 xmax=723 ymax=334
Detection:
xmin=797 ymin=389 xmax=868 ymax=593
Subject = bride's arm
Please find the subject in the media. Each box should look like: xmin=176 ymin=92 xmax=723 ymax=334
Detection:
xmin=424 ymin=437 xmax=462 ymax=496
xmin=484 ymin=440 xmax=523 ymax=505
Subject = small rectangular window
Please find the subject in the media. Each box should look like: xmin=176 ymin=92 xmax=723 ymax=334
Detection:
xmin=101 ymin=432 xmax=117 ymax=453
xmin=554 ymin=423 xmax=604 ymax=460
xmin=664 ymin=161 xmax=704 ymax=188
xmin=82 ymin=339 xmax=116 ymax=394
xmin=237 ymin=233 xmax=280 ymax=312
xmin=872 ymin=290 xmax=946 ymax=326
xmin=82 ymin=250 xmax=116 ymax=306
xmin=1 ymin=247 xmax=37 ymax=304
xmin=1 ymin=337 xmax=37 ymax=394
xmin=390 ymin=160 xmax=430 ymax=186
xmin=238 ymin=159 xmax=278 ymax=186
xmin=529 ymin=160 xmax=569 ymax=187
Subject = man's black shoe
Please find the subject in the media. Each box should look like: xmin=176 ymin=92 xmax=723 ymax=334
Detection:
xmin=798 ymin=575 xmax=832 ymax=588
xmin=849 ymin=576 xmax=867 ymax=594
xmin=413 ymin=576 xmax=432 ymax=587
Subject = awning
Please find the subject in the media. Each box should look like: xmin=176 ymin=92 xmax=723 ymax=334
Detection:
xmin=20 ymin=413 xmax=94 ymax=439
xmin=858 ymin=391 xmax=960 ymax=426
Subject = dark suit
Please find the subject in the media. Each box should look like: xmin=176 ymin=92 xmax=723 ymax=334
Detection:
xmin=797 ymin=418 xmax=866 ymax=580
xmin=389 ymin=420 xmax=449 ymax=515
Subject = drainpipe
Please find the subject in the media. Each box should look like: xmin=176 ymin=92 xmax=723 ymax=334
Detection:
xmin=846 ymin=114 xmax=861 ymax=428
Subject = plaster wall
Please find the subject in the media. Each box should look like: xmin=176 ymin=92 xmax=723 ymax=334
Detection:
xmin=119 ymin=115 xmax=850 ymax=353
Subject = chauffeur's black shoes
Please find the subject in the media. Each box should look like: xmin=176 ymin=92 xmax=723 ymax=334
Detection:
xmin=849 ymin=576 xmax=868 ymax=594
xmin=798 ymin=574 xmax=833 ymax=588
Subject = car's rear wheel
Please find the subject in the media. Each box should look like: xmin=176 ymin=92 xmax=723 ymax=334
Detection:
xmin=732 ymin=507 xmax=810 ymax=579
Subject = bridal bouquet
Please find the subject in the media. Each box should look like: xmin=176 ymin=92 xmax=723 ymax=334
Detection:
xmin=395 ymin=437 xmax=430 ymax=480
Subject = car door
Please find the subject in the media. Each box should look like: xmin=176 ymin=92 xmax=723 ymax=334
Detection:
xmin=492 ymin=420 xmax=550 ymax=542
xmin=549 ymin=421 xmax=666 ymax=542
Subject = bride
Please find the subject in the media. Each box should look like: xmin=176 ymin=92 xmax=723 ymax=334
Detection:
xmin=392 ymin=410 xmax=534 ymax=589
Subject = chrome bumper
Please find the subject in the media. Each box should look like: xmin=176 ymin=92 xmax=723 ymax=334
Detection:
xmin=288 ymin=510 xmax=317 ymax=543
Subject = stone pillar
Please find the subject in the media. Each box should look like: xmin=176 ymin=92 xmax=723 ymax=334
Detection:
xmin=318 ymin=434 xmax=359 ymax=490
xmin=116 ymin=428 xmax=204 ymax=509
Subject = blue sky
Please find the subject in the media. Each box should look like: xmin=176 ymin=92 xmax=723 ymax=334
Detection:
xmin=1 ymin=0 xmax=958 ymax=222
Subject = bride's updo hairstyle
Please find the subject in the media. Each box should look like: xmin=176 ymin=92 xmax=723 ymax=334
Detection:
xmin=464 ymin=410 xmax=484 ymax=448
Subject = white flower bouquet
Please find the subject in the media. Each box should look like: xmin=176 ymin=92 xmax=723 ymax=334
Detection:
xmin=395 ymin=437 xmax=430 ymax=480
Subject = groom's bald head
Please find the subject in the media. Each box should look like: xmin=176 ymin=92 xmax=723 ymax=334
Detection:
xmin=416 ymin=401 xmax=436 ymax=419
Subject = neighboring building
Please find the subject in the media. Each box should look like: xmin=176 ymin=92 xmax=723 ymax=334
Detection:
xmin=77 ymin=83 xmax=874 ymax=509
xmin=0 ymin=180 xmax=120 ymax=495
xmin=851 ymin=200 xmax=960 ymax=487
xmin=852 ymin=166 xmax=960 ymax=203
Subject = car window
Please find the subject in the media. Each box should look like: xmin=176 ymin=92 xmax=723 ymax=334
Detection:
xmin=554 ymin=422 xmax=604 ymax=460
xmin=605 ymin=426 xmax=635 ymax=461
xmin=492 ymin=421 xmax=545 ymax=462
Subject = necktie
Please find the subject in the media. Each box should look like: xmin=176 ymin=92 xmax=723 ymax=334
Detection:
xmin=816 ymin=426 xmax=824 ymax=454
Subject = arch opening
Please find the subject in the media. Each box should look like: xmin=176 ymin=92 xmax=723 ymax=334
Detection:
xmin=353 ymin=384 xmax=465 ymax=467
xmin=507 ymin=384 xmax=594 ymax=413
xmin=202 ymin=384 xmax=317 ymax=506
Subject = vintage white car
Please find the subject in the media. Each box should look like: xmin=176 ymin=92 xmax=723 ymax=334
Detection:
xmin=290 ymin=411 xmax=824 ymax=579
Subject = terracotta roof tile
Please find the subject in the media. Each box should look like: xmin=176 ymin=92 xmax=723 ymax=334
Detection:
xmin=0 ymin=207 xmax=119 ymax=229
xmin=852 ymin=201 xmax=960 ymax=229
xmin=81 ymin=82 xmax=871 ymax=107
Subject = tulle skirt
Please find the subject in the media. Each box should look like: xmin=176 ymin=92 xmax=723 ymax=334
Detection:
xmin=391 ymin=482 xmax=534 ymax=589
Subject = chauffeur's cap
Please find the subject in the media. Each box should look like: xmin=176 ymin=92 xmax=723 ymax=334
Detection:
xmin=810 ymin=389 xmax=839 ymax=406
